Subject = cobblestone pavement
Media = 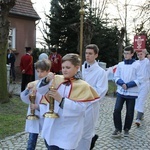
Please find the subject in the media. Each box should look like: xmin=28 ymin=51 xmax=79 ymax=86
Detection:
xmin=1 ymin=83 xmax=150 ymax=150
xmin=93 ymin=96 xmax=150 ymax=150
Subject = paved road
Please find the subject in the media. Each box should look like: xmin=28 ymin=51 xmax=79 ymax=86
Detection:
xmin=0 ymin=83 xmax=150 ymax=149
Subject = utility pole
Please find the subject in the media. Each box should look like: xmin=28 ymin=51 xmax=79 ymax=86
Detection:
xmin=79 ymin=0 xmax=85 ymax=67
xmin=124 ymin=0 xmax=128 ymax=46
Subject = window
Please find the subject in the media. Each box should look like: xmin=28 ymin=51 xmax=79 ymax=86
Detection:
xmin=8 ymin=28 xmax=16 ymax=49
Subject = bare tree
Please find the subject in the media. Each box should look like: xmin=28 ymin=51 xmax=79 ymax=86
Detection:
xmin=81 ymin=0 xmax=110 ymax=47
xmin=87 ymin=0 xmax=109 ymax=19
xmin=38 ymin=19 xmax=51 ymax=50
xmin=108 ymin=0 xmax=149 ymax=44
xmin=0 ymin=0 xmax=16 ymax=103
xmin=133 ymin=1 xmax=150 ymax=35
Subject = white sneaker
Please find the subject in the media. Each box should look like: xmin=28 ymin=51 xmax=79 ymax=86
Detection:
xmin=135 ymin=119 xmax=141 ymax=127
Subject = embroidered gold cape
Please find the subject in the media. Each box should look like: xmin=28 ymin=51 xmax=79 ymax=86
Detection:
xmin=41 ymin=75 xmax=100 ymax=104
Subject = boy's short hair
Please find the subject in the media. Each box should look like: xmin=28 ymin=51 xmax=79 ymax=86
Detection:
xmin=35 ymin=59 xmax=51 ymax=71
xmin=86 ymin=44 xmax=99 ymax=54
xmin=142 ymin=49 xmax=148 ymax=55
xmin=62 ymin=53 xmax=81 ymax=66
xmin=124 ymin=46 xmax=134 ymax=54
xmin=136 ymin=49 xmax=149 ymax=56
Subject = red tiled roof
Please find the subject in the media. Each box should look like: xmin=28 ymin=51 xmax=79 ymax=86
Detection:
xmin=9 ymin=0 xmax=40 ymax=20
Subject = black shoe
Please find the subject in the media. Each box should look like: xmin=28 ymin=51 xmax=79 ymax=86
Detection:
xmin=141 ymin=114 xmax=144 ymax=120
xmin=112 ymin=129 xmax=121 ymax=138
xmin=124 ymin=129 xmax=129 ymax=137
xmin=90 ymin=134 xmax=99 ymax=150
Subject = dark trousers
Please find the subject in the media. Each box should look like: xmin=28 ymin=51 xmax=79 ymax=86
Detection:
xmin=10 ymin=66 xmax=16 ymax=81
xmin=136 ymin=111 xmax=144 ymax=120
xmin=27 ymin=133 xmax=38 ymax=150
xmin=21 ymin=74 xmax=33 ymax=91
xmin=113 ymin=94 xmax=136 ymax=131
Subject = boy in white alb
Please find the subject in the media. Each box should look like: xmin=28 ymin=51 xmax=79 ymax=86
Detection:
xmin=76 ymin=44 xmax=108 ymax=150
xmin=135 ymin=49 xmax=150 ymax=126
xmin=20 ymin=59 xmax=54 ymax=150
xmin=112 ymin=46 xmax=142 ymax=138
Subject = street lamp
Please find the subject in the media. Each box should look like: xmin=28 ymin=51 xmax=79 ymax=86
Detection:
xmin=79 ymin=0 xmax=85 ymax=66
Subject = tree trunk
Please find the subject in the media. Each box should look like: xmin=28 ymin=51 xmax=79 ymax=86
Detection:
xmin=0 ymin=0 xmax=16 ymax=103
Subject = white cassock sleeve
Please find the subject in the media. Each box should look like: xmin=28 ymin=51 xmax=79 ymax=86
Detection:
xmin=62 ymin=98 xmax=87 ymax=117
xmin=20 ymin=90 xmax=30 ymax=104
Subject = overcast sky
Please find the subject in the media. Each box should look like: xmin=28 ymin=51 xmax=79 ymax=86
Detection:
xmin=31 ymin=0 xmax=50 ymax=48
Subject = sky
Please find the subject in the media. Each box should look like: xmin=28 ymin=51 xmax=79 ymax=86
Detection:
xmin=31 ymin=0 xmax=50 ymax=48
xmin=31 ymin=0 xmax=146 ymax=48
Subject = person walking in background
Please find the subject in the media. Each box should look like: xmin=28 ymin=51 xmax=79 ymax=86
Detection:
xmin=49 ymin=47 xmax=62 ymax=74
xmin=134 ymin=49 xmax=150 ymax=126
xmin=20 ymin=47 xmax=33 ymax=92
xmin=112 ymin=46 xmax=142 ymax=138
xmin=20 ymin=59 xmax=54 ymax=150
xmin=38 ymin=53 xmax=49 ymax=61
xmin=76 ymin=44 xmax=108 ymax=150
xmin=7 ymin=48 xmax=16 ymax=83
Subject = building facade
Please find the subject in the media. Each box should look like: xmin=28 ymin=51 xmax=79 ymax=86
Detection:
xmin=8 ymin=0 xmax=40 ymax=67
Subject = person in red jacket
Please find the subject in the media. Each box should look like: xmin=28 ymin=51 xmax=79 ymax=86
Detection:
xmin=49 ymin=47 xmax=62 ymax=74
xmin=20 ymin=47 xmax=33 ymax=91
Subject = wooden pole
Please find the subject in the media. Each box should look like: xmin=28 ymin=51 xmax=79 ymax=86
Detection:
xmin=79 ymin=0 xmax=84 ymax=70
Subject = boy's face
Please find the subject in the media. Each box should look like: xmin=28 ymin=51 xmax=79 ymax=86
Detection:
xmin=36 ymin=69 xmax=49 ymax=79
xmin=123 ymin=50 xmax=133 ymax=60
xmin=62 ymin=61 xmax=79 ymax=79
xmin=136 ymin=51 xmax=145 ymax=60
xmin=85 ymin=49 xmax=98 ymax=64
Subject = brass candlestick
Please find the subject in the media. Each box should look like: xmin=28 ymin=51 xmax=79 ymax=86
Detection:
xmin=26 ymin=94 xmax=39 ymax=120
xmin=43 ymin=83 xmax=59 ymax=118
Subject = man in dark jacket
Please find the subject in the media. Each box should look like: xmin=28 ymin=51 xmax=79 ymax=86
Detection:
xmin=7 ymin=49 xmax=16 ymax=82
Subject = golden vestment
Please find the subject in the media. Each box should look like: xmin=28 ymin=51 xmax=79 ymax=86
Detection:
xmin=41 ymin=75 xmax=100 ymax=104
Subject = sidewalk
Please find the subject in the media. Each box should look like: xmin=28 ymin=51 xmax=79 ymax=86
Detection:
xmin=8 ymin=82 xmax=21 ymax=96
xmin=1 ymin=83 xmax=150 ymax=149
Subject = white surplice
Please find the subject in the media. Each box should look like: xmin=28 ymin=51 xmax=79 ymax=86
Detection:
xmin=20 ymin=79 xmax=51 ymax=134
xmin=76 ymin=61 xmax=108 ymax=150
xmin=135 ymin=58 xmax=150 ymax=112
xmin=41 ymin=84 xmax=89 ymax=149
